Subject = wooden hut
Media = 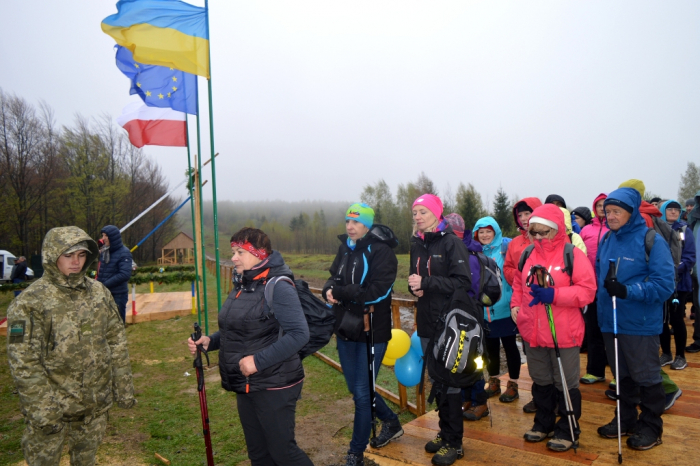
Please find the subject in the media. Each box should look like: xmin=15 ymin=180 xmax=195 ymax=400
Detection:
xmin=158 ymin=232 xmax=195 ymax=265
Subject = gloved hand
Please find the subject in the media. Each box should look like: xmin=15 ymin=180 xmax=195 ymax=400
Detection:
xmin=529 ymin=284 xmax=555 ymax=306
xmin=604 ymin=278 xmax=627 ymax=299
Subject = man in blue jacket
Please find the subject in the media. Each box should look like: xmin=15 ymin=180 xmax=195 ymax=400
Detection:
xmin=595 ymin=188 xmax=675 ymax=451
xmin=97 ymin=225 xmax=133 ymax=322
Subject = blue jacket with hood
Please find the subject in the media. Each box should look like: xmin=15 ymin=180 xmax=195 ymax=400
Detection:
xmin=97 ymin=225 xmax=133 ymax=296
xmin=596 ymin=188 xmax=676 ymax=335
xmin=472 ymin=217 xmax=513 ymax=323
xmin=659 ymin=199 xmax=696 ymax=293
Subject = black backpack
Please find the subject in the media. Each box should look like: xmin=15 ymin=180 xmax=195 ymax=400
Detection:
xmin=426 ymin=289 xmax=484 ymax=390
xmin=518 ymin=242 xmax=576 ymax=285
xmin=474 ymin=251 xmax=503 ymax=306
xmin=264 ymin=277 xmax=336 ymax=359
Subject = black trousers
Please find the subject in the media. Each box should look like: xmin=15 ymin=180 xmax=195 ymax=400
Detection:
xmin=603 ymin=333 xmax=664 ymax=438
xmin=236 ymin=382 xmax=313 ymax=466
xmin=660 ymin=291 xmax=690 ymax=357
xmin=583 ymin=300 xmax=607 ymax=378
xmin=485 ymin=335 xmax=521 ymax=380
xmin=436 ymin=392 xmax=464 ymax=447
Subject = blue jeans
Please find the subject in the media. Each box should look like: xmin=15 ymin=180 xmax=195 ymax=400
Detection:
xmin=13 ymin=278 xmax=24 ymax=297
xmin=112 ymin=293 xmax=129 ymax=323
xmin=336 ymin=338 xmax=399 ymax=455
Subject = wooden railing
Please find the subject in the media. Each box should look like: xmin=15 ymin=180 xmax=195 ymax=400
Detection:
xmin=206 ymin=257 xmax=426 ymax=416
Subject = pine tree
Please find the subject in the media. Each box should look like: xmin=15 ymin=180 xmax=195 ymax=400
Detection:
xmin=493 ymin=187 xmax=516 ymax=237
xmin=455 ymin=183 xmax=487 ymax=231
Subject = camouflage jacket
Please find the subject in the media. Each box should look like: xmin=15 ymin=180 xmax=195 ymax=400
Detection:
xmin=6 ymin=227 xmax=135 ymax=429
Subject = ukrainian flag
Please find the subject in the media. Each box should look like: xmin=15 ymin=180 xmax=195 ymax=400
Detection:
xmin=102 ymin=0 xmax=210 ymax=78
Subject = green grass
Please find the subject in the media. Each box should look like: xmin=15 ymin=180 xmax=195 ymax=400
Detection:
xmin=0 ymin=265 xmax=418 ymax=465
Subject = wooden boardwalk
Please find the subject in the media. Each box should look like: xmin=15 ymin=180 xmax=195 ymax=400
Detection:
xmin=366 ymin=318 xmax=700 ymax=466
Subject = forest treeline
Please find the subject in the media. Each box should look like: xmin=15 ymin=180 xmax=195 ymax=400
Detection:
xmin=0 ymin=88 xmax=180 ymax=265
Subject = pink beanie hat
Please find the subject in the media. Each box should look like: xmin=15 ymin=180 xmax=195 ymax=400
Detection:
xmin=412 ymin=194 xmax=444 ymax=220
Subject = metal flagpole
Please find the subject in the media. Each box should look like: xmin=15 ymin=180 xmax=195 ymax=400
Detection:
xmin=195 ymin=86 xmax=210 ymax=335
xmin=186 ymin=115 xmax=202 ymax=327
xmin=205 ymin=0 xmax=223 ymax=311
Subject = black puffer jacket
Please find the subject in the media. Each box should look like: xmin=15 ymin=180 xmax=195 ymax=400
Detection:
xmin=409 ymin=226 xmax=471 ymax=338
xmin=97 ymin=225 xmax=133 ymax=296
xmin=322 ymin=224 xmax=399 ymax=343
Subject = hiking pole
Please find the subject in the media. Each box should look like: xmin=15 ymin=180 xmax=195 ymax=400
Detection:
xmin=530 ymin=266 xmax=578 ymax=453
xmin=365 ymin=306 xmax=377 ymax=440
xmin=191 ymin=323 xmax=215 ymax=466
xmin=606 ymin=259 xmax=623 ymax=464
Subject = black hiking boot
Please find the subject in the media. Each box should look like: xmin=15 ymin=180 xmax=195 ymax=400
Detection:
xmin=369 ymin=419 xmax=404 ymax=448
xmin=523 ymin=399 xmax=537 ymax=413
xmin=597 ymin=420 xmax=633 ymax=439
xmin=425 ymin=433 xmax=445 ymax=453
xmin=431 ymin=444 xmax=464 ymax=466
xmin=344 ymin=452 xmax=364 ymax=466
xmin=627 ymin=432 xmax=662 ymax=450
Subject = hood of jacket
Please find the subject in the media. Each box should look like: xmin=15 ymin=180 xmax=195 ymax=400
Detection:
xmin=659 ymin=199 xmax=683 ymax=224
xmin=337 ymin=223 xmax=399 ymax=249
xmin=639 ymin=201 xmax=662 ymax=219
xmin=512 ymin=197 xmax=543 ymax=235
xmin=473 ymin=216 xmax=503 ymax=258
xmin=241 ymin=250 xmax=293 ymax=285
xmin=604 ymin=188 xmax=646 ymax=238
xmin=461 ymin=230 xmax=483 ymax=254
xmin=529 ymin=204 xmax=567 ymax=257
xmin=101 ymin=225 xmax=124 ymax=252
xmin=559 ymin=207 xmax=574 ymax=236
xmin=545 ymin=194 xmax=567 ymax=209
xmin=42 ymin=226 xmax=99 ymax=289
xmin=592 ymin=193 xmax=607 ymax=219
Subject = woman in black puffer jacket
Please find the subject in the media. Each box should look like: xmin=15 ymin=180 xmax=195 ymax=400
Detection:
xmin=188 ymin=227 xmax=312 ymax=466
xmin=322 ymin=203 xmax=401 ymax=466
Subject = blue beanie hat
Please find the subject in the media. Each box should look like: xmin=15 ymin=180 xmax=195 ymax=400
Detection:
xmin=346 ymin=203 xmax=375 ymax=229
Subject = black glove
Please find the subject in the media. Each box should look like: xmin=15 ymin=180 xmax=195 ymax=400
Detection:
xmin=604 ymin=278 xmax=627 ymax=299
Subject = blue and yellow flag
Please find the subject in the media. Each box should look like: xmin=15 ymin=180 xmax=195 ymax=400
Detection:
xmin=115 ymin=45 xmax=197 ymax=115
xmin=102 ymin=0 xmax=209 ymax=78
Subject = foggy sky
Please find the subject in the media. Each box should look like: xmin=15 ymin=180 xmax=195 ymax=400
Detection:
xmin=1 ymin=1 xmax=699 ymax=211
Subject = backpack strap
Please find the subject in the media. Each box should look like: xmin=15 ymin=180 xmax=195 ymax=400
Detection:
xmin=644 ymin=229 xmax=656 ymax=263
xmin=517 ymin=244 xmax=535 ymax=272
xmin=563 ymin=243 xmax=575 ymax=286
xmin=263 ymin=276 xmax=295 ymax=316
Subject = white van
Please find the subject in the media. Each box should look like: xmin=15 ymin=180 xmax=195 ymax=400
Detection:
xmin=0 ymin=250 xmax=35 ymax=282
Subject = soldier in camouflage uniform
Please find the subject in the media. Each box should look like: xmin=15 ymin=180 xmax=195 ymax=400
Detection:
xmin=6 ymin=226 xmax=136 ymax=466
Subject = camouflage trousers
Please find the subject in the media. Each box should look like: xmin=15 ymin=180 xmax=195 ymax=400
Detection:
xmin=22 ymin=413 xmax=108 ymax=466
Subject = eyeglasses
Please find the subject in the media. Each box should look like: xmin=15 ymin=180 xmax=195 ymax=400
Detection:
xmin=666 ymin=208 xmax=681 ymax=213
xmin=529 ymin=229 xmax=552 ymax=238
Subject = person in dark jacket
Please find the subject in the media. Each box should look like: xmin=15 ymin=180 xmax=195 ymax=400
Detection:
xmin=322 ymin=203 xmax=401 ymax=466
xmin=97 ymin=225 xmax=133 ymax=322
xmin=408 ymin=194 xmax=472 ymax=466
xmin=687 ymin=191 xmax=700 ymax=353
xmin=188 ymin=227 xmax=312 ymax=466
xmin=595 ymin=188 xmax=675 ymax=451
xmin=571 ymin=206 xmax=592 ymax=230
xmin=10 ymin=255 xmax=28 ymax=297
xmin=658 ymin=200 xmax=696 ymax=370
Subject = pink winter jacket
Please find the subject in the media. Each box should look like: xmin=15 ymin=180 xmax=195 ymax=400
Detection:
xmin=580 ymin=193 xmax=609 ymax=274
xmin=511 ymin=204 xmax=597 ymax=349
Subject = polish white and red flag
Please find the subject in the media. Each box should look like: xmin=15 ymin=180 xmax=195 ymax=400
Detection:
xmin=117 ymin=102 xmax=186 ymax=148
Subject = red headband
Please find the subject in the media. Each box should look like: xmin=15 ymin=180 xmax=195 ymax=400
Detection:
xmin=231 ymin=241 xmax=269 ymax=260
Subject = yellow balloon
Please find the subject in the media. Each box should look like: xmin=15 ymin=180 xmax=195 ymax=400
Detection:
xmin=385 ymin=329 xmax=411 ymax=360
xmin=382 ymin=356 xmax=396 ymax=366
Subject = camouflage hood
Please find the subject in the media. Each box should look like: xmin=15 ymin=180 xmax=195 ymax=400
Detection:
xmin=42 ymin=227 xmax=99 ymax=289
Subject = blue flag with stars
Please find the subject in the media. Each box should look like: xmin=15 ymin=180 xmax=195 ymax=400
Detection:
xmin=115 ymin=45 xmax=197 ymax=115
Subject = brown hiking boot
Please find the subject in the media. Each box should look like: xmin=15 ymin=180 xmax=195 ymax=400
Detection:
xmin=484 ymin=377 xmax=501 ymax=398
xmin=463 ymin=403 xmax=489 ymax=421
xmin=499 ymin=380 xmax=519 ymax=403
xmin=461 ymin=401 xmax=472 ymax=412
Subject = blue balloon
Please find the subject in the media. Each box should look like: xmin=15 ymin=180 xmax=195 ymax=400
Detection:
xmin=395 ymin=350 xmax=423 ymax=388
xmin=410 ymin=331 xmax=423 ymax=357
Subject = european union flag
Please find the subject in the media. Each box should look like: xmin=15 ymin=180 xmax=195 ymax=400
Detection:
xmin=115 ymin=45 xmax=197 ymax=115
